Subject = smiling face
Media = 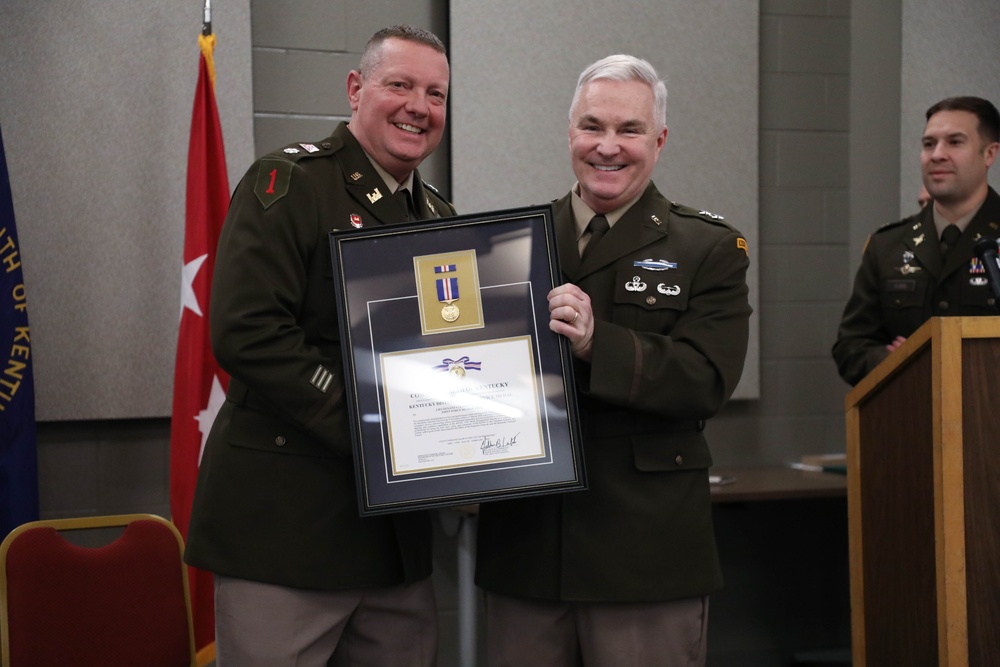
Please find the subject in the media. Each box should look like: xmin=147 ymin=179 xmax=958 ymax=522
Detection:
xmin=568 ymin=78 xmax=667 ymax=214
xmin=921 ymin=109 xmax=998 ymax=209
xmin=346 ymin=37 xmax=450 ymax=183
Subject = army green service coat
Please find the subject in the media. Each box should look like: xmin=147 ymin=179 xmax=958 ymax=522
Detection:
xmin=475 ymin=182 xmax=752 ymax=602
xmin=833 ymin=187 xmax=1000 ymax=386
xmin=185 ymin=123 xmax=456 ymax=590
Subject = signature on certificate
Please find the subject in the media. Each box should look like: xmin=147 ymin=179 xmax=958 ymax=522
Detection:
xmin=480 ymin=433 xmax=520 ymax=455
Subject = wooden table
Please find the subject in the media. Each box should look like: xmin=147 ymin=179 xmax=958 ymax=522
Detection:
xmin=710 ymin=466 xmax=847 ymax=503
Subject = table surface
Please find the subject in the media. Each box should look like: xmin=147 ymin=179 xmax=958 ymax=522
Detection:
xmin=710 ymin=466 xmax=847 ymax=503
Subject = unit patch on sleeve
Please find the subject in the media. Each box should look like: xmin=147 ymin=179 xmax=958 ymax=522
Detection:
xmin=254 ymin=158 xmax=293 ymax=209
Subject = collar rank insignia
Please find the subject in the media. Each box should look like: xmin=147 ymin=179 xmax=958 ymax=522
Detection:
xmin=350 ymin=214 xmax=363 ymax=229
xmin=426 ymin=197 xmax=436 ymax=216
xmin=633 ymin=259 xmax=677 ymax=271
xmin=350 ymin=172 xmax=363 ymax=181
xmin=367 ymin=187 xmax=383 ymax=204
xmin=913 ymin=234 xmax=925 ymax=246
xmin=283 ymin=147 xmax=300 ymax=154
xmin=650 ymin=214 xmax=661 ymax=225
xmin=913 ymin=222 xmax=921 ymax=230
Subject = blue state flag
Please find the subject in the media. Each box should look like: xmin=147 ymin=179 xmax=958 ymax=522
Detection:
xmin=0 ymin=123 xmax=39 ymax=537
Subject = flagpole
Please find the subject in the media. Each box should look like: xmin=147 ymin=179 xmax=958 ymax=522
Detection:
xmin=202 ymin=0 xmax=212 ymax=36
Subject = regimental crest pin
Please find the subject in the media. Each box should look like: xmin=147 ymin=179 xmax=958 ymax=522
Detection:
xmin=350 ymin=214 xmax=363 ymax=229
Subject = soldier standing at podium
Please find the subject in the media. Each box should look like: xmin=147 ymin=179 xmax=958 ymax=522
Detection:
xmin=833 ymin=96 xmax=1000 ymax=386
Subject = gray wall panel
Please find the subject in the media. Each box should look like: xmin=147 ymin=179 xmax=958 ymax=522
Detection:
xmin=899 ymin=0 xmax=1000 ymax=215
xmin=252 ymin=49 xmax=357 ymax=115
xmin=450 ymin=0 xmax=760 ymax=398
xmin=251 ymin=0 xmax=347 ymax=50
xmin=0 ymin=1 xmax=254 ymax=420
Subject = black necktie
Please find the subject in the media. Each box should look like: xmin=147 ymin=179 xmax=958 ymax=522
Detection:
xmin=395 ymin=188 xmax=415 ymax=220
xmin=940 ymin=224 xmax=961 ymax=259
xmin=582 ymin=215 xmax=610 ymax=261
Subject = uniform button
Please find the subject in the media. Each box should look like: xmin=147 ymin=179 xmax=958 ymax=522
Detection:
xmin=275 ymin=436 xmax=286 ymax=447
xmin=675 ymin=454 xmax=684 ymax=466
xmin=938 ymin=300 xmax=949 ymax=310
xmin=322 ymin=142 xmax=332 ymax=149
xmin=646 ymin=296 xmax=657 ymax=305
xmin=989 ymin=298 xmax=996 ymax=307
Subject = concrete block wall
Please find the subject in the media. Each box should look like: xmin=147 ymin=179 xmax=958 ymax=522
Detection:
xmin=248 ymin=0 xmax=451 ymax=196
xmin=707 ymin=0 xmax=853 ymax=468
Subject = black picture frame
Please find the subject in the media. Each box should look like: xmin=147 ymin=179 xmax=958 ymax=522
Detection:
xmin=329 ymin=204 xmax=585 ymax=515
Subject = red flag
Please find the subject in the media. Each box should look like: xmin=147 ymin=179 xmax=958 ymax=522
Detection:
xmin=170 ymin=32 xmax=230 ymax=651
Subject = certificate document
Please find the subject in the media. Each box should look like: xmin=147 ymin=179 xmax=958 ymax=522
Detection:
xmin=330 ymin=204 xmax=585 ymax=514
xmin=381 ymin=336 xmax=545 ymax=475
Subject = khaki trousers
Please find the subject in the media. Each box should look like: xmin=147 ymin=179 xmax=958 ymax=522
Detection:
xmin=485 ymin=592 xmax=708 ymax=667
xmin=214 ymin=574 xmax=437 ymax=667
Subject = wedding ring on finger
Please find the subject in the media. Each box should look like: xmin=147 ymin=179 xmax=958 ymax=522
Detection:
xmin=570 ymin=310 xmax=579 ymax=324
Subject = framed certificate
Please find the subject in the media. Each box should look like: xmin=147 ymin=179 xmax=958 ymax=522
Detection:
xmin=329 ymin=204 xmax=585 ymax=515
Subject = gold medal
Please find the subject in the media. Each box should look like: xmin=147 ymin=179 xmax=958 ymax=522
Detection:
xmin=441 ymin=303 xmax=460 ymax=322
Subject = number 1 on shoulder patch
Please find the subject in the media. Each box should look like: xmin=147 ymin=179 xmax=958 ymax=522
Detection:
xmin=254 ymin=158 xmax=293 ymax=209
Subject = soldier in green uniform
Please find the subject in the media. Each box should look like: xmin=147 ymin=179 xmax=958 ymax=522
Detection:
xmin=475 ymin=54 xmax=752 ymax=667
xmin=833 ymin=97 xmax=1000 ymax=386
xmin=185 ymin=25 xmax=455 ymax=666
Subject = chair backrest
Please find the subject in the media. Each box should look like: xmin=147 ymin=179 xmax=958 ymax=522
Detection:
xmin=0 ymin=513 xmax=197 ymax=667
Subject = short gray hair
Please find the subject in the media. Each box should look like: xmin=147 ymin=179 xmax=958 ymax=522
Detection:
xmin=358 ymin=25 xmax=447 ymax=78
xmin=569 ymin=54 xmax=667 ymax=129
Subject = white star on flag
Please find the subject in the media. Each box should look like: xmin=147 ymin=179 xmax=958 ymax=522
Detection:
xmin=180 ymin=253 xmax=209 ymax=319
xmin=196 ymin=374 xmax=227 ymax=465
xmin=171 ymin=28 xmax=232 ymax=650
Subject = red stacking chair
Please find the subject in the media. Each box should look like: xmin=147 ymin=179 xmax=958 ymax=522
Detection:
xmin=0 ymin=514 xmax=197 ymax=667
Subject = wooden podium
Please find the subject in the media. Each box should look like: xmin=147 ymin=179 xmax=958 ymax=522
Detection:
xmin=845 ymin=316 xmax=1000 ymax=666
